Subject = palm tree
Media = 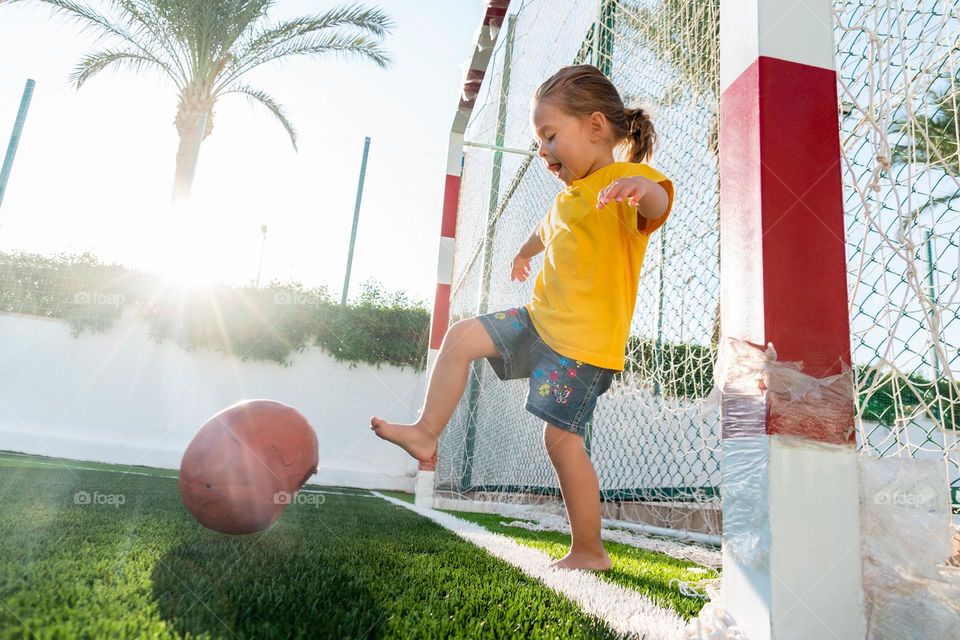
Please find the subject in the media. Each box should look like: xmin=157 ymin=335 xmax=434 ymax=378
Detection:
xmin=5 ymin=0 xmax=393 ymax=201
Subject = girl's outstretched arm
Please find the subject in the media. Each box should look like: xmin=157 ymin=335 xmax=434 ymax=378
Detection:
xmin=596 ymin=175 xmax=668 ymax=221
xmin=511 ymin=226 xmax=545 ymax=282
xmin=517 ymin=226 xmax=545 ymax=259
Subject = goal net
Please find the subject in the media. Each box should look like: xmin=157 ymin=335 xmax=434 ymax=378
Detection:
xmin=434 ymin=0 xmax=959 ymax=543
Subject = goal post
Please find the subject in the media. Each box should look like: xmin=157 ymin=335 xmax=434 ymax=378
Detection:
xmin=717 ymin=0 xmax=864 ymax=636
xmin=416 ymin=0 xmax=512 ymax=508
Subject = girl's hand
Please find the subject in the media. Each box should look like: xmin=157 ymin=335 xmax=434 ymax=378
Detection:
xmin=511 ymin=254 xmax=532 ymax=282
xmin=596 ymin=176 xmax=649 ymax=210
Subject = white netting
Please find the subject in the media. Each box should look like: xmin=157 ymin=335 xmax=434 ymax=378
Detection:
xmin=836 ymin=0 xmax=960 ymax=522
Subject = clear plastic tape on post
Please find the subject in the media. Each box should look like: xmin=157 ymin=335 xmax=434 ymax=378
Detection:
xmin=703 ymin=338 xmax=771 ymax=567
xmin=764 ymin=349 xmax=855 ymax=446
xmin=710 ymin=336 xmax=855 ymax=442
xmin=859 ymin=456 xmax=960 ymax=638
xmin=717 ymin=434 xmax=769 ymax=568
xmin=707 ymin=337 xmax=858 ymax=567
xmin=709 ymin=337 xmax=960 ymax=636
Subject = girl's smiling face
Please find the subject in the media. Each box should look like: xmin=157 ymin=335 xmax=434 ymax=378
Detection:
xmin=530 ymin=98 xmax=610 ymax=186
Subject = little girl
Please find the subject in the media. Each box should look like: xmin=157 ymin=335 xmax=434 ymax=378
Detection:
xmin=371 ymin=64 xmax=674 ymax=572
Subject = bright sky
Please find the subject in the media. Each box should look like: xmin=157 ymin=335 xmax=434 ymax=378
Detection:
xmin=0 ymin=0 xmax=488 ymax=306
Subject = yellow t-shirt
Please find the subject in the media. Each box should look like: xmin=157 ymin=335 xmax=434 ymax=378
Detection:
xmin=525 ymin=161 xmax=674 ymax=371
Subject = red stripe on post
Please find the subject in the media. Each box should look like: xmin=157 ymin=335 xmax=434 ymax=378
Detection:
xmin=755 ymin=56 xmax=851 ymax=379
xmin=441 ymin=174 xmax=461 ymax=238
xmin=484 ymin=1 xmax=509 ymax=26
xmin=460 ymin=69 xmax=486 ymax=113
xmin=720 ymin=56 xmax=853 ymax=444
xmin=430 ymin=283 xmax=452 ymax=351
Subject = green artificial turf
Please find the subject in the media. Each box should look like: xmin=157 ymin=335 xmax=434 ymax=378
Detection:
xmin=440 ymin=510 xmax=716 ymax=620
xmin=0 ymin=454 xmax=632 ymax=639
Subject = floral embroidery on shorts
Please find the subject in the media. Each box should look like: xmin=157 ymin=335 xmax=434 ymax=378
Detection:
xmin=494 ymin=308 xmax=522 ymax=331
xmin=534 ymin=359 xmax=583 ymax=404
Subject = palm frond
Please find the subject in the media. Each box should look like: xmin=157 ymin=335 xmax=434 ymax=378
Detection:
xmin=221 ymin=84 xmax=298 ymax=151
xmin=5 ymin=0 xmax=180 ymax=89
xmin=110 ymin=0 xmax=191 ymax=84
xmin=244 ymin=2 xmax=393 ymax=53
xmin=146 ymin=0 xmax=273 ymax=88
xmin=219 ymin=31 xmax=390 ymax=96
xmin=7 ymin=0 xmax=140 ymax=48
xmin=223 ymin=3 xmax=393 ymax=87
xmin=70 ymin=47 xmax=176 ymax=89
xmin=258 ymin=30 xmax=391 ymax=69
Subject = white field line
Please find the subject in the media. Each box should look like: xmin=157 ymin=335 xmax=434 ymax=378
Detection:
xmin=372 ymin=491 xmax=686 ymax=640
xmin=0 ymin=455 xmax=178 ymax=479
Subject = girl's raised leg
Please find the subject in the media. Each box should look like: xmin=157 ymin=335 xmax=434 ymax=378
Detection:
xmin=370 ymin=318 xmax=500 ymax=461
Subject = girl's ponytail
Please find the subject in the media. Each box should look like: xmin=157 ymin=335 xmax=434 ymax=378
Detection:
xmin=622 ymin=106 xmax=656 ymax=163
xmin=535 ymin=65 xmax=659 ymax=164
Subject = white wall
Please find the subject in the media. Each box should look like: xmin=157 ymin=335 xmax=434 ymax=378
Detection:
xmin=0 ymin=310 xmax=426 ymax=491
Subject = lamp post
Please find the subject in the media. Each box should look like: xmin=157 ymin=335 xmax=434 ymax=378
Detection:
xmin=256 ymin=224 xmax=268 ymax=287
xmin=341 ymin=136 xmax=371 ymax=305
xmin=0 ymin=79 xmax=36 ymax=212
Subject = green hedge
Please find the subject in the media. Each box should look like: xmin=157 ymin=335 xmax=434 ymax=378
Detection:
xmin=618 ymin=336 xmax=716 ymax=399
xmin=856 ymin=365 xmax=959 ymax=430
xmin=0 ymin=251 xmax=430 ymax=371
xmin=0 ymin=252 xmax=135 ymax=335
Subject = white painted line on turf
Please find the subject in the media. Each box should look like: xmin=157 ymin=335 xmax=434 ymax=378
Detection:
xmin=372 ymin=491 xmax=686 ymax=640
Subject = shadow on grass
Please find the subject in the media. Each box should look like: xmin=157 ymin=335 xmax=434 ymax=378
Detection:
xmin=152 ymin=525 xmax=387 ymax=639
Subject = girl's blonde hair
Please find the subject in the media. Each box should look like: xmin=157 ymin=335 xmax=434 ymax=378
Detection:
xmin=534 ymin=64 xmax=656 ymax=163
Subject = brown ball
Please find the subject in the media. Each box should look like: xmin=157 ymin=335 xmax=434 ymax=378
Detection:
xmin=179 ymin=400 xmax=319 ymax=534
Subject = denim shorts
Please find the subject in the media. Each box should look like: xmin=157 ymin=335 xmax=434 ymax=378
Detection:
xmin=475 ymin=306 xmax=616 ymax=437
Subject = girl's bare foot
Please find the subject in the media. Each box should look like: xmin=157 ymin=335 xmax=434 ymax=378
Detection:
xmin=549 ymin=549 xmax=612 ymax=572
xmin=370 ymin=417 xmax=438 ymax=462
